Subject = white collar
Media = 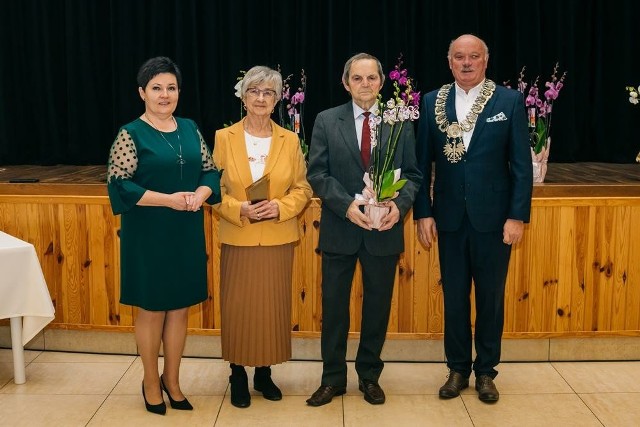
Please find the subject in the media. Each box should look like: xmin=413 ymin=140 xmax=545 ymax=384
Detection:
xmin=352 ymin=102 xmax=379 ymax=120
xmin=455 ymin=79 xmax=485 ymax=98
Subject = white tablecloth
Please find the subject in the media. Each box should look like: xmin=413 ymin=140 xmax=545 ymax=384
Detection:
xmin=1 ymin=231 xmax=55 ymax=384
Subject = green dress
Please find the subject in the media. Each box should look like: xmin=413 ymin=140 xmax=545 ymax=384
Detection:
xmin=107 ymin=117 xmax=220 ymax=311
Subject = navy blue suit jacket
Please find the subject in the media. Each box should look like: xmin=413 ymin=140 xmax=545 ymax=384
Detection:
xmin=307 ymin=101 xmax=422 ymax=256
xmin=413 ymin=84 xmax=533 ymax=232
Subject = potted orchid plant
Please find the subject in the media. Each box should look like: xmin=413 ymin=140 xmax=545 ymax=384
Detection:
xmin=278 ymin=68 xmax=308 ymax=159
xmin=626 ymin=85 xmax=640 ymax=162
xmin=361 ymin=54 xmax=420 ymax=228
xmin=506 ymin=63 xmax=566 ymax=182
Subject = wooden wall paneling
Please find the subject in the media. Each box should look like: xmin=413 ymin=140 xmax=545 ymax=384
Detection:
xmin=510 ymin=227 xmax=531 ymax=333
xmin=396 ymin=216 xmax=415 ymax=332
xmin=411 ymin=223 xmax=429 ymax=333
xmin=611 ymin=206 xmax=630 ymax=331
xmin=594 ymin=206 xmax=614 ymax=331
xmin=112 ymin=214 xmax=135 ymax=327
xmin=294 ymin=202 xmax=320 ymax=332
xmin=87 ymin=204 xmax=109 ymax=326
xmin=425 ymin=243 xmax=443 ymax=334
xmin=201 ymin=207 xmax=216 ymax=329
xmin=541 ymin=207 xmax=560 ymax=333
xmin=526 ymin=206 xmax=547 ymax=333
xmin=556 ymin=206 xmax=576 ymax=332
xmin=2 ymin=189 xmax=640 ymax=338
xmin=625 ymin=206 xmax=640 ymax=330
xmin=58 ymin=204 xmax=88 ymax=324
xmin=309 ymin=202 xmax=323 ymax=333
xmin=102 ymin=205 xmax=120 ymax=326
xmin=291 ymin=207 xmax=309 ymax=332
xmin=569 ymin=206 xmax=590 ymax=332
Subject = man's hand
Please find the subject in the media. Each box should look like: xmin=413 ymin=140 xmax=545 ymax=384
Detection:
xmin=346 ymin=199 xmax=373 ymax=230
xmin=377 ymin=201 xmax=400 ymax=231
xmin=417 ymin=217 xmax=437 ymax=249
xmin=503 ymin=219 xmax=524 ymax=246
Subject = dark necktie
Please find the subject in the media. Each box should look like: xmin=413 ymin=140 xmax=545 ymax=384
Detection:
xmin=361 ymin=112 xmax=371 ymax=168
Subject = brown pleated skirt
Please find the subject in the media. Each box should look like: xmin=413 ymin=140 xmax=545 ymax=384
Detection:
xmin=220 ymin=243 xmax=293 ymax=366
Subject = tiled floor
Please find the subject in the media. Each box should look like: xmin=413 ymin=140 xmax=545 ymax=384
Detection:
xmin=1 ymin=349 xmax=639 ymax=426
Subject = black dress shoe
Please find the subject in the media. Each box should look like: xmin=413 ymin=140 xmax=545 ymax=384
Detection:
xmin=306 ymin=385 xmax=346 ymax=407
xmin=142 ymin=381 xmax=166 ymax=415
xmin=475 ymin=375 xmax=499 ymax=403
xmin=439 ymin=370 xmax=469 ymax=398
xmin=358 ymin=379 xmax=385 ymax=405
xmin=229 ymin=364 xmax=251 ymax=408
xmin=160 ymin=375 xmax=193 ymax=410
xmin=254 ymin=366 xmax=282 ymax=401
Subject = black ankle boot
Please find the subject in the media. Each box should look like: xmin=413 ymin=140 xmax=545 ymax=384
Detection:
xmin=254 ymin=366 xmax=282 ymax=401
xmin=229 ymin=363 xmax=251 ymax=408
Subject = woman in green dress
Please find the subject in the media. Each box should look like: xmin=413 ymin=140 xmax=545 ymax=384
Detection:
xmin=107 ymin=57 xmax=220 ymax=415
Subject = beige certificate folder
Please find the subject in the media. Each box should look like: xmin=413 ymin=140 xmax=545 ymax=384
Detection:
xmin=245 ymin=173 xmax=270 ymax=203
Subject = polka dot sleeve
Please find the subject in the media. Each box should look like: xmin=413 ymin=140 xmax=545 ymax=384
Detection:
xmin=106 ymin=128 xmax=147 ymax=215
xmin=107 ymin=128 xmax=138 ymax=183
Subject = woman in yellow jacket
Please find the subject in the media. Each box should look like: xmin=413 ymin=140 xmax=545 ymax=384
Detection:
xmin=213 ymin=66 xmax=312 ymax=408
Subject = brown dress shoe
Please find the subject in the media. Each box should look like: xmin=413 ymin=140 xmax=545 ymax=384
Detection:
xmin=475 ymin=375 xmax=499 ymax=403
xmin=439 ymin=370 xmax=469 ymax=398
xmin=306 ymin=385 xmax=346 ymax=407
xmin=358 ymin=379 xmax=385 ymax=404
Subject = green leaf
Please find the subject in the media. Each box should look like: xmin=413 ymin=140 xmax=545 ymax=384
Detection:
xmin=378 ymin=170 xmax=407 ymax=200
xmin=533 ymin=119 xmax=548 ymax=154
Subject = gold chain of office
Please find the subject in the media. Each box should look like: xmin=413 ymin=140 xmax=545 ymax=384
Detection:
xmin=435 ymin=79 xmax=496 ymax=163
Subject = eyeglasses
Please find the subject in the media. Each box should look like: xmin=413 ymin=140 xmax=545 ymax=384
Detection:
xmin=246 ymin=88 xmax=277 ymax=99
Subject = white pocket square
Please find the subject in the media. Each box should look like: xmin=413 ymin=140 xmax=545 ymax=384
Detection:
xmin=486 ymin=112 xmax=507 ymax=122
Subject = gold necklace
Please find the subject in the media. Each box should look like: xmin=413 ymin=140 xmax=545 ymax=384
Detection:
xmin=145 ymin=114 xmax=185 ymax=179
xmin=435 ymin=79 xmax=496 ymax=163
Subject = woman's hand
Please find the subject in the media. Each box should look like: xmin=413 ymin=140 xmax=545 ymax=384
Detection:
xmin=185 ymin=186 xmax=212 ymax=211
xmin=240 ymin=199 xmax=277 ymax=221
xmin=166 ymin=191 xmax=196 ymax=211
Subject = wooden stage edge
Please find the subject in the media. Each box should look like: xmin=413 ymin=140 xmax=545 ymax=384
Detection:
xmin=2 ymin=163 xmax=640 ymax=348
xmin=1 ymin=163 xmax=639 ymax=197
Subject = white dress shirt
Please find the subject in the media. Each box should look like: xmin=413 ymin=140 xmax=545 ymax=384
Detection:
xmin=454 ymin=79 xmax=485 ymax=150
xmin=352 ymin=102 xmax=379 ymax=151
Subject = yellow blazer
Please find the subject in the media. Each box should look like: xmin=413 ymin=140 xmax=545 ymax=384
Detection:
xmin=212 ymin=119 xmax=312 ymax=246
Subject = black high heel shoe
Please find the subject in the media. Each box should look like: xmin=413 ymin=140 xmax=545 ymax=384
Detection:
xmin=142 ymin=381 xmax=166 ymax=415
xmin=160 ymin=375 xmax=193 ymax=410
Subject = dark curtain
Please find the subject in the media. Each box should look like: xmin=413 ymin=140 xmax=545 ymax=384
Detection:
xmin=1 ymin=0 xmax=639 ymax=165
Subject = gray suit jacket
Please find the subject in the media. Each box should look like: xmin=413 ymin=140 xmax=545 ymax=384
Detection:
xmin=307 ymin=101 xmax=422 ymax=256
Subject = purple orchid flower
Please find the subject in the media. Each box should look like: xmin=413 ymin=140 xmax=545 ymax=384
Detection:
xmin=291 ymin=91 xmax=305 ymax=104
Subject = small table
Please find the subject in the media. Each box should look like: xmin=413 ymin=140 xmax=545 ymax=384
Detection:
xmin=0 ymin=231 xmax=55 ymax=384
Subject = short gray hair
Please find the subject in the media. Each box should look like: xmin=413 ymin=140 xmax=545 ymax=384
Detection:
xmin=447 ymin=34 xmax=490 ymax=59
xmin=342 ymin=53 xmax=385 ymax=86
xmin=240 ymin=66 xmax=283 ymax=101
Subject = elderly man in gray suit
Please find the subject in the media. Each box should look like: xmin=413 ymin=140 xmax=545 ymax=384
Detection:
xmin=306 ymin=53 xmax=422 ymax=407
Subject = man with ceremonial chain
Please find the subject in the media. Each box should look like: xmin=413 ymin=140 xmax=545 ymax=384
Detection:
xmin=413 ymin=34 xmax=533 ymax=403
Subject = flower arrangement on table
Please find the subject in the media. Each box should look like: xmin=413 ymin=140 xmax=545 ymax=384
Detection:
xmin=627 ymin=85 xmax=640 ymax=105
xmin=507 ymin=63 xmax=567 ymax=155
xmin=626 ymin=85 xmax=640 ymax=162
xmin=360 ymin=54 xmax=420 ymax=227
xmin=278 ymin=67 xmax=308 ymax=159
xmin=505 ymin=63 xmax=566 ymax=182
